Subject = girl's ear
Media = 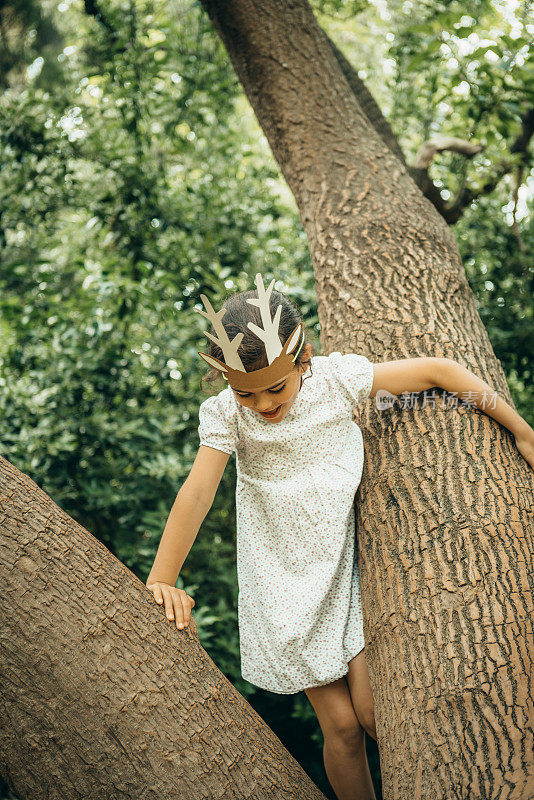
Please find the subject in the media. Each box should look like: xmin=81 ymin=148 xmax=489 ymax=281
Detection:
xmin=301 ymin=343 xmax=312 ymax=366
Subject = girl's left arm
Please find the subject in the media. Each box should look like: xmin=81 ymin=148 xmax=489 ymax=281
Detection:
xmin=370 ymin=356 xmax=534 ymax=471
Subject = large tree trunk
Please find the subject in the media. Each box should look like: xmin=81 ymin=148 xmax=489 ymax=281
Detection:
xmin=198 ymin=2 xmax=534 ymax=798
xmin=0 ymin=456 xmax=327 ymax=800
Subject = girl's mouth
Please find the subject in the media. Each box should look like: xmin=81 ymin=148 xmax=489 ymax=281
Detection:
xmin=259 ymin=404 xmax=282 ymax=418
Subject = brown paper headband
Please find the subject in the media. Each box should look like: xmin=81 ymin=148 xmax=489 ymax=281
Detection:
xmin=195 ymin=272 xmax=305 ymax=392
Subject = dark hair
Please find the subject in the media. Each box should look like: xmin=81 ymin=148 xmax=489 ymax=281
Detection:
xmin=199 ymin=286 xmax=315 ymax=395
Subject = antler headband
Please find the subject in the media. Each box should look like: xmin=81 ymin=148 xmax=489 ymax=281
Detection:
xmin=194 ymin=272 xmax=304 ymax=392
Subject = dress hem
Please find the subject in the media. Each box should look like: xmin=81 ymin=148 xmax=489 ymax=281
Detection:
xmin=242 ymin=646 xmax=365 ymax=695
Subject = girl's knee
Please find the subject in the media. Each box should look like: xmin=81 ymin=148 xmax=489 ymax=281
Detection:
xmin=323 ymin=717 xmax=366 ymax=753
xmin=346 ymin=652 xmax=377 ymax=740
xmin=304 ymin=676 xmax=370 ymax=751
xmin=356 ymin=701 xmax=376 ymax=741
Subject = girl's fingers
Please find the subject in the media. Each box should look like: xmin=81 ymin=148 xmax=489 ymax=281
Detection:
xmin=150 ymin=584 xmax=195 ymax=630
xmin=160 ymin=585 xmax=175 ymax=620
xmin=173 ymin=589 xmax=189 ymax=629
xmin=185 ymin=593 xmax=195 ymax=622
xmin=184 ymin=596 xmax=195 ymax=627
xmin=147 ymin=581 xmax=164 ymax=604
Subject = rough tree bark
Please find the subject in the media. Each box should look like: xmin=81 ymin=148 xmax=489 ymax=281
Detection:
xmin=0 ymin=456 xmax=327 ymax=800
xmin=199 ymin=2 xmax=534 ymax=799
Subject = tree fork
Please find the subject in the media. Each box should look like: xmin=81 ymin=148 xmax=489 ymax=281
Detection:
xmin=199 ymin=1 xmax=534 ymax=798
xmin=0 ymin=456 xmax=328 ymax=800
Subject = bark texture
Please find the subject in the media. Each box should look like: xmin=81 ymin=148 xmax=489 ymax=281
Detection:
xmin=199 ymin=2 xmax=534 ymax=798
xmin=0 ymin=456 xmax=327 ymax=800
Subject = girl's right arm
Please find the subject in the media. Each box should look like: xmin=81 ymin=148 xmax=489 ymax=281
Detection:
xmin=146 ymin=445 xmax=231 ymax=629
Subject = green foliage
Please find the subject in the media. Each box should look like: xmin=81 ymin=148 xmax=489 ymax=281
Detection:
xmin=312 ymin=0 xmax=371 ymax=19
xmin=0 ymin=0 xmax=64 ymax=88
xmin=0 ymin=0 xmax=315 ymax=728
xmin=382 ymin=0 xmax=534 ymax=423
xmin=385 ymin=0 xmax=532 ymax=190
xmin=320 ymin=0 xmax=533 ymax=425
xmin=457 ymin=196 xmax=533 ymax=423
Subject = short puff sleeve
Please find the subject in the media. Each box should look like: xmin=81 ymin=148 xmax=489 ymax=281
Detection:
xmin=198 ymin=391 xmax=237 ymax=455
xmin=326 ymin=351 xmax=374 ymax=408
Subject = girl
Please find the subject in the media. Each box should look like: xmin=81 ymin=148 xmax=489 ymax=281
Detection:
xmin=146 ymin=273 xmax=534 ymax=800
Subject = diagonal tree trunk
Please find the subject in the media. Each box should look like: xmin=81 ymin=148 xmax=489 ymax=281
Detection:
xmin=0 ymin=456 xmax=327 ymax=800
xmin=198 ymin=2 xmax=534 ymax=798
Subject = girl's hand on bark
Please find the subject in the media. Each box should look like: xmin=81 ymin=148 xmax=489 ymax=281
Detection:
xmin=514 ymin=430 xmax=534 ymax=472
xmin=146 ymin=581 xmax=196 ymax=632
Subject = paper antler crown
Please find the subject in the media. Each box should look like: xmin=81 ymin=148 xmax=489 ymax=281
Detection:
xmin=194 ymin=272 xmax=303 ymax=391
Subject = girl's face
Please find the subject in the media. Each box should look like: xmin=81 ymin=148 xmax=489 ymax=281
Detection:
xmin=231 ymin=344 xmax=312 ymax=423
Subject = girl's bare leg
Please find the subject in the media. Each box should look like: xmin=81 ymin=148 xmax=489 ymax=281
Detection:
xmin=346 ymin=648 xmax=377 ymax=741
xmin=304 ymin=675 xmax=377 ymax=800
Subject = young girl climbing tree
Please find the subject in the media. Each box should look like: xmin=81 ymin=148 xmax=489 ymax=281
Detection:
xmin=146 ymin=272 xmax=534 ymax=800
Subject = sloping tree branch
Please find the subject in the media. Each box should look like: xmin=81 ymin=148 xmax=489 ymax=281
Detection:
xmin=412 ymin=105 xmax=534 ymax=224
xmin=0 ymin=455 xmax=328 ymax=800
xmin=412 ymin=136 xmax=483 ymax=168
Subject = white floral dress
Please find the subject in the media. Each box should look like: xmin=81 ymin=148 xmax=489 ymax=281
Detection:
xmin=197 ymin=351 xmax=374 ymax=694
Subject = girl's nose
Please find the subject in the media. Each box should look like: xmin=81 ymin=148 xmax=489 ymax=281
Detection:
xmin=255 ymin=393 xmax=273 ymax=412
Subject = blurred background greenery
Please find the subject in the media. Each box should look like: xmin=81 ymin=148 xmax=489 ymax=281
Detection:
xmin=0 ymin=0 xmax=532 ymax=797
